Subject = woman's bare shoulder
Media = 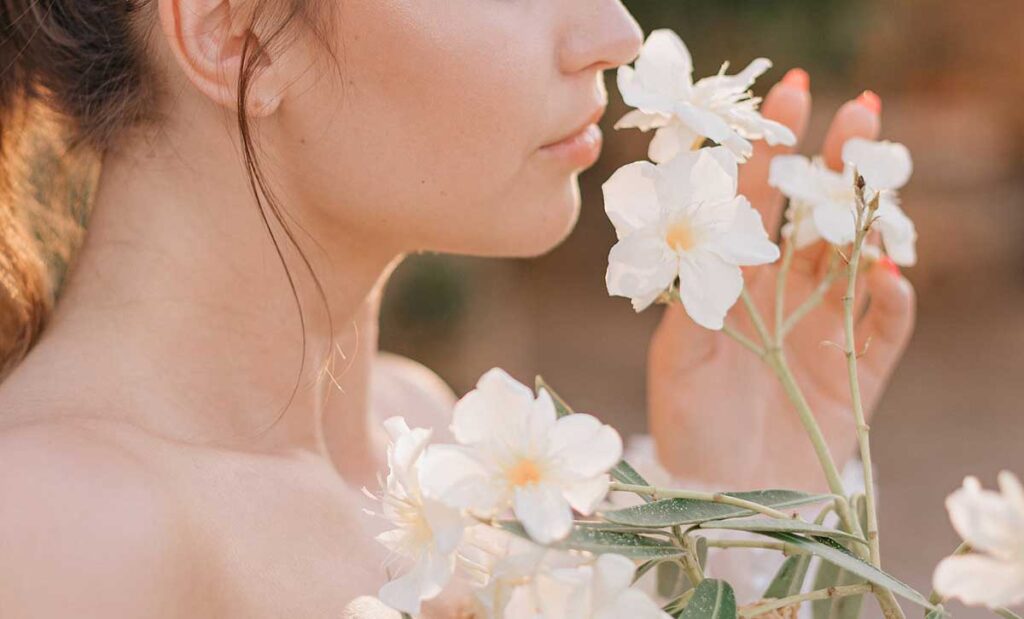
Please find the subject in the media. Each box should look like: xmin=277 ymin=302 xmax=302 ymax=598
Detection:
xmin=0 ymin=420 xmax=201 ymax=617
xmin=371 ymin=353 xmax=457 ymax=436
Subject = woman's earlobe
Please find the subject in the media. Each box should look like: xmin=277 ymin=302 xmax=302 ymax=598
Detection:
xmin=158 ymin=0 xmax=277 ymax=113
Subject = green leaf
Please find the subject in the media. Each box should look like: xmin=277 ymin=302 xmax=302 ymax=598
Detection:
xmin=761 ymin=533 xmax=936 ymax=611
xmin=813 ymin=496 xmax=868 ymax=619
xmin=633 ymin=559 xmax=664 ymax=584
xmin=534 ymin=375 xmax=651 ymax=490
xmin=679 ymin=579 xmax=737 ymax=619
xmin=602 ymin=490 xmax=831 ymax=527
xmin=811 ymin=554 xmax=865 ymax=619
xmin=700 ymin=517 xmax=867 ymax=546
xmin=658 ymin=561 xmax=685 ymax=598
xmin=763 ymin=554 xmax=812 ymax=599
xmin=695 ymin=535 xmax=708 ymax=569
xmin=496 ymin=521 xmax=684 ymax=560
xmin=536 ymin=375 xmax=574 ymax=419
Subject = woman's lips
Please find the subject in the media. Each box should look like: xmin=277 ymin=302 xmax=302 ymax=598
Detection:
xmin=539 ymin=107 xmax=607 ymax=169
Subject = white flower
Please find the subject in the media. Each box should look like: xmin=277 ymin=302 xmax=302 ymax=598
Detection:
xmin=603 ymin=146 xmax=780 ymax=329
xmin=419 ymin=368 xmax=623 ymax=545
xmin=372 ymin=417 xmax=467 ymax=615
xmin=460 ymin=525 xmax=585 ymax=618
xmin=768 ymin=138 xmax=917 ymax=265
xmin=503 ymin=553 xmax=671 ymax=619
xmin=933 ymin=471 xmax=1024 ymax=609
xmin=615 ymin=29 xmax=795 ymax=163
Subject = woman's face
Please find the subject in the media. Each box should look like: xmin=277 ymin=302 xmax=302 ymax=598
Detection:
xmin=262 ymin=0 xmax=643 ymax=258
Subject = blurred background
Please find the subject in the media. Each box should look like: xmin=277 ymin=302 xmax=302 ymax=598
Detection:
xmin=378 ymin=1 xmax=1024 ymax=615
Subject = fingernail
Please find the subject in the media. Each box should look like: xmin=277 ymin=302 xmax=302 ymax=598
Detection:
xmin=877 ymin=255 xmax=901 ymax=277
xmin=781 ymin=68 xmax=810 ymax=91
xmin=856 ymin=90 xmax=882 ymax=115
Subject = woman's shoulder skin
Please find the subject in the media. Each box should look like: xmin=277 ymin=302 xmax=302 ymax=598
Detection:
xmin=0 ymin=420 xmax=203 ymax=617
xmin=0 ymin=354 xmax=462 ymax=618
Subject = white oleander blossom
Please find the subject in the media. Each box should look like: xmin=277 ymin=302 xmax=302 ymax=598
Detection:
xmin=615 ymin=28 xmax=795 ymax=163
xmin=932 ymin=471 xmax=1024 ymax=608
xmin=603 ymin=146 xmax=780 ymax=329
xmin=459 ymin=525 xmax=586 ymax=618
xmin=371 ymin=417 xmax=467 ymax=615
xmin=502 ymin=553 xmax=671 ymax=619
xmin=768 ymin=137 xmax=917 ymax=265
xmin=419 ymin=368 xmax=623 ymax=545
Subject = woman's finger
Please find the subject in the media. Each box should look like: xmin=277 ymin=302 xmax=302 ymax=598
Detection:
xmin=737 ymin=68 xmax=812 ymax=238
xmin=822 ymin=91 xmax=882 ymax=169
xmin=855 ymin=257 xmax=916 ymax=379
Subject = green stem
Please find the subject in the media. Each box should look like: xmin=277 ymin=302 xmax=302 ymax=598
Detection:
xmin=775 ymin=225 xmax=798 ymax=338
xmin=722 ymin=323 xmax=765 ymax=356
xmin=738 ymin=584 xmax=874 ymax=617
xmin=672 ymin=524 xmax=704 ymax=586
xmin=741 ymin=288 xmax=772 ymax=346
xmin=704 ymin=539 xmax=806 ymax=554
xmin=762 ymin=347 xmax=857 ymax=533
xmin=844 ymin=191 xmax=882 ymax=566
xmin=608 ymin=482 xmax=795 ymax=520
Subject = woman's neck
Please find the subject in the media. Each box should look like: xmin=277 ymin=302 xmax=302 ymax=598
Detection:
xmin=2 ymin=113 xmax=402 ymax=484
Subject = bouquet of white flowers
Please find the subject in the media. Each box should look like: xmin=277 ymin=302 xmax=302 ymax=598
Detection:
xmin=367 ymin=29 xmax=1020 ymax=619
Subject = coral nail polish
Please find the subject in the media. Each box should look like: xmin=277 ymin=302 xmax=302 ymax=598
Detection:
xmin=877 ymin=255 xmax=901 ymax=277
xmin=856 ymin=90 xmax=882 ymax=115
xmin=781 ymin=68 xmax=810 ymax=91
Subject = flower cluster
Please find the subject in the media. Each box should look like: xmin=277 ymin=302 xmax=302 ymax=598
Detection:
xmin=606 ymin=28 xmax=919 ymax=330
xmin=368 ymin=368 xmax=666 ymax=617
xmin=615 ymin=29 xmax=796 ymax=163
xmin=769 ymin=138 xmax=917 ymax=265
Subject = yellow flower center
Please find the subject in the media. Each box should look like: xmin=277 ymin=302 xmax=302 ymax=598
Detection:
xmin=665 ymin=221 xmax=698 ymax=251
xmin=507 ymin=459 xmax=543 ymax=487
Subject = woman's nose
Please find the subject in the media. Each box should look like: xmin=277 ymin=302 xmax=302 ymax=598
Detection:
xmin=559 ymin=0 xmax=644 ymax=75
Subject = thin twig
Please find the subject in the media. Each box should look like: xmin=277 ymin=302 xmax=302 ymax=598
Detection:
xmin=739 ymin=584 xmax=874 ymax=617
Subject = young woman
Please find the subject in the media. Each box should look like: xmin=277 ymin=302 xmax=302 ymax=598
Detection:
xmin=0 ymin=1 xmax=915 ymax=616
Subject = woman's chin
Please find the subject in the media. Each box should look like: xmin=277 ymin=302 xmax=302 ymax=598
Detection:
xmin=486 ymin=189 xmax=581 ymax=258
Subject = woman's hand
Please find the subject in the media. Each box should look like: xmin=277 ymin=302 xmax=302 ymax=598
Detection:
xmin=647 ymin=75 xmax=916 ymax=492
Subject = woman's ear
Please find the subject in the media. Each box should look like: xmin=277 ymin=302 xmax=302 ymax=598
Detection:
xmin=157 ymin=0 xmax=285 ymax=117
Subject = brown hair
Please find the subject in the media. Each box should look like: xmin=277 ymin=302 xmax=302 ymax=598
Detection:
xmin=0 ymin=0 xmax=336 ymax=420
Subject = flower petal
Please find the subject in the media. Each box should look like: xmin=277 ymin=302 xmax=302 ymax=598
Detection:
xmin=419 ymin=444 xmax=504 ymax=514
xmin=876 ymin=198 xmax=917 ymax=266
xmin=812 ymin=200 xmax=857 ymax=246
xmin=597 ymin=588 xmax=671 ymax=619
xmin=648 ymin=123 xmax=697 ymax=164
xmin=420 ymin=497 xmax=466 ymax=554
xmin=705 ymin=197 xmax=780 ymax=266
xmin=514 ymin=483 xmax=574 ymax=544
xmin=378 ymin=547 xmax=455 ymax=615
xmin=451 ymin=368 xmax=535 ymax=445
xmin=561 ymin=475 xmax=611 ymax=516
xmin=933 ymin=554 xmax=1024 ymax=609
xmin=676 ymin=251 xmax=743 ymax=330
xmin=614 ymin=109 xmax=671 ymax=132
xmin=606 ymin=234 xmax=677 ymax=312
xmin=769 ymin=155 xmax=826 ymax=205
xmin=946 ymin=476 xmax=1024 ymax=558
xmin=548 ymin=414 xmax=623 ymax=478
xmin=658 ymin=146 xmax=738 ymax=209
xmin=618 ymin=29 xmax=694 ymax=112
xmin=592 ymin=553 xmax=636 ymax=596
xmin=602 ymin=162 xmax=663 ymax=239
xmin=842 ymin=138 xmax=913 ymax=190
